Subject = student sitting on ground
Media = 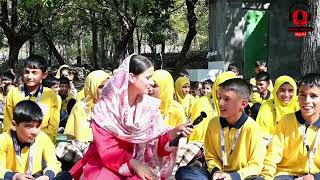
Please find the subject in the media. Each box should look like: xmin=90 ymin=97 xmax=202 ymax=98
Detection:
xmin=56 ymin=70 xmax=111 ymax=169
xmin=176 ymin=78 xmax=266 ymax=180
xmin=175 ymin=76 xmax=196 ymax=118
xmin=262 ymin=73 xmax=320 ymax=180
xmin=256 ymin=75 xmax=299 ymax=143
xmin=3 ymin=55 xmax=59 ymax=142
xmin=0 ymin=100 xmax=61 ymax=180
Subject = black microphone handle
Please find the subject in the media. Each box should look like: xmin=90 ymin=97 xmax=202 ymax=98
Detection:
xmin=168 ymin=125 xmax=193 ymax=147
xmin=169 ymin=133 xmax=184 ymax=147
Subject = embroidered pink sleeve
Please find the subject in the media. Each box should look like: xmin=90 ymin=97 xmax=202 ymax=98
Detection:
xmin=92 ymin=121 xmax=134 ymax=176
xmin=157 ymin=132 xmax=174 ymax=157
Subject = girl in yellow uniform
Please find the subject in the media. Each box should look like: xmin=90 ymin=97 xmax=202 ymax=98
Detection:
xmin=256 ymin=75 xmax=299 ymax=141
xmin=56 ymin=70 xmax=110 ymax=165
xmin=151 ymin=70 xmax=186 ymax=128
xmin=175 ymin=77 xmax=196 ymax=118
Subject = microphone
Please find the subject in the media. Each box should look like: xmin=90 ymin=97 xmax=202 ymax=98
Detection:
xmin=169 ymin=111 xmax=207 ymax=147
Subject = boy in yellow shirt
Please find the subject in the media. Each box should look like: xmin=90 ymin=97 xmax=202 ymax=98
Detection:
xmin=3 ymin=55 xmax=60 ymax=142
xmin=262 ymin=73 xmax=320 ymax=180
xmin=175 ymin=78 xmax=265 ymax=180
xmin=0 ymin=100 xmax=61 ymax=179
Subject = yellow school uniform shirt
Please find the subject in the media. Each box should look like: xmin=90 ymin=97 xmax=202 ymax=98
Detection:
xmin=165 ymin=100 xmax=186 ymax=128
xmin=76 ymin=88 xmax=85 ymax=102
xmin=64 ymin=100 xmax=92 ymax=142
xmin=251 ymin=91 xmax=273 ymax=105
xmin=262 ymin=111 xmax=320 ymax=179
xmin=64 ymin=70 xmax=111 ymax=142
xmin=256 ymin=75 xmax=299 ymax=139
xmin=174 ymin=77 xmax=196 ymax=118
xmin=61 ymin=91 xmax=76 ymax=111
xmin=188 ymin=95 xmax=216 ymax=143
xmin=153 ymin=70 xmax=187 ymax=128
xmin=0 ymin=131 xmax=61 ymax=179
xmin=3 ymin=86 xmax=60 ymax=141
xmin=205 ymin=112 xmax=266 ymax=179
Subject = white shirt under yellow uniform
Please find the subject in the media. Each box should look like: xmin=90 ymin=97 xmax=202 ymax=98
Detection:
xmin=0 ymin=131 xmax=61 ymax=179
xmin=262 ymin=110 xmax=320 ymax=179
xmin=205 ymin=112 xmax=266 ymax=179
xmin=3 ymin=85 xmax=60 ymax=142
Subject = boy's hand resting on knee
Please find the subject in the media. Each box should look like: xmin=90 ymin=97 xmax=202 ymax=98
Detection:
xmin=130 ymin=159 xmax=159 ymax=180
xmin=13 ymin=173 xmax=34 ymax=180
xmin=212 ymin=171 xmax=232 ymax=180
xmin=168 ymin=123 xmax=193 ymax=141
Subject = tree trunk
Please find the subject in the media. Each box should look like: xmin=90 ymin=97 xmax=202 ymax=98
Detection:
xmin=41 ymin=28 xmax=65 ymax=65
xmin=8 ymin=44 xmax=22 ymax=68
xmin=29 ymin=38 xmax=35 ymax=56
xmin=301 ymin=1 xmax=320 ymax=75
xmin=100 ymin=27 xmax=106 ymax=66
xmin=114 ymin=24 xmax=136 ymax=63
xmin=48 ymin=48 xmax=52 ymax=67
xmin=77 ymin=37 xmax=82 ymax=66
xmin=174 ymin=0 xmax=198 ymax=72
xmin=136 ymin=28 xmax=141 ymax=54
xmin=128 ymin=36 xmax=134 ymax=54
xmin=91 ymin=11 xmax=100 ymax=69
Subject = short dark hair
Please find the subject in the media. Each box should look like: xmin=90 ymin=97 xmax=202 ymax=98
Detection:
xmin=219 ymin=78 xmax=251 ymax=100
xmin=59 ymin=77 xmax=70 ymax=86
xmin=24 ymin=55 xmax=48 ymax=72
xmin=13 ymin=100 xmax=43 ymax=124
xmin=43 ymin=74 xmax=59 ymax=88
xmin=190 ymin=81 xmax=200 ymax=90
xmin=178 ymin=70 xmax=189 ymax=77
xmin=298 ymin=73 xmax=320 ymax=89
xmin=255 ymin=60 xmax=266 ymax=68
xmin=227 ymin=63 xmax=240 ymax=71
xmin=255 ymin=72 xmax=270 ymax=82
xmin=129 ymin=55 xmax=153 ymax=75
xmin=203 ymin=79 xmax=213 ymax=87
xmin=1 ymin=71 xmax=15 ymax=82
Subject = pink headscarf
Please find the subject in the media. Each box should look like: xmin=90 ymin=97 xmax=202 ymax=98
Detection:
xmin=93 ymin=54 xmax=167 ymax=143
xmin=93 ymin=54 xmax=175 ymax=178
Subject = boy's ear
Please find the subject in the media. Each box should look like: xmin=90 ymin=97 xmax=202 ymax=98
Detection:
xmin=128 ymin=73 xmax=135 ymax=83
xmin=241 ymin=99 xmax=249 ymax=109
xmin=42 ymin=71 xmax=48 ymax=79
xmin=11 ymin=120 xmax=17 ymax=131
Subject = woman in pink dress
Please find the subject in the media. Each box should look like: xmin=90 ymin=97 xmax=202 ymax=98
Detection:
xmin=70 ymin=54 xmax=192 ymax=180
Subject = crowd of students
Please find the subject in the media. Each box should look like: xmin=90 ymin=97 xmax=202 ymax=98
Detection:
xmin=0 ymin=54 xmax=319 ymax=180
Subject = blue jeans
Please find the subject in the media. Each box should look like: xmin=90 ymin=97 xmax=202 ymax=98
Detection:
xmin=275 ymin=173 xmax=320 ymax=180
xmin=175 ymin=166 xmax=210 ymax=180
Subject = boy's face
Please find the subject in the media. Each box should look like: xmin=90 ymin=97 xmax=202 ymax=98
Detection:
xmin=13 ymin=121 xmax=41 ymax=144
xmin=1 ymin=80 xmax=12 ymax=88
xmin=298 ymin=85 xmax=320 ymax=121
xmin=276 ymin=83 xmax=294 ymax=104
xmin=181 ymin=83 xmax=190 ymax=96
xmin=51 ymin=84 xmax=60 ymax=95
xmin=23 ymin=68 xmax=47 ymax=88
xmin=256 ymin=80 xmax=269 ymax=94
xmin=217 ymin=88 xmax=248 ymax=120
xmin=59 ymin=83 xmax=70 ymax=96
xmin=202 ymin=84 xmax=212 ymax=96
